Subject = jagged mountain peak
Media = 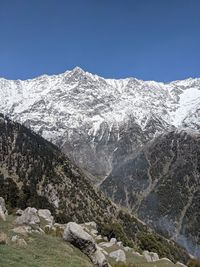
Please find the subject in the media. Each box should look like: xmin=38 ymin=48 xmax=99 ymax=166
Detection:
xmin=0 ymin=69 xmax=200 ymax=177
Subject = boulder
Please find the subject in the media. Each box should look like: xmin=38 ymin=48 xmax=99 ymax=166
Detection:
xmin=109 ymin=249 xmax=126 ymax=262
xmin=124 ymin=246 xmax=131 ymax=252
xmin=110 ymin=238 xmax=117 ymax=244
xmin=38 ymin=209 xmax=54 ymax=225
xmin=0 ymin=232 xmax=8 ymax=245
xmin=0 ymin=197 xmax=7 ymax=221
xmin=0 ymin=206 xmax=6 ymax=221
xmin=15 ymin=207 xmax=40 ymax=225
xmin=63 ymin=222 xmax=109 ymax=267
xmin=0 ymin=197 xmax=7 ymax=215
xmin=143 ymin=250 xmax=159 ymax=262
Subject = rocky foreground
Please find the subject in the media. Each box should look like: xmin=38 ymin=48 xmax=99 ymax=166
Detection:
xmin=1 ymin=197 xmax=197 ymax=267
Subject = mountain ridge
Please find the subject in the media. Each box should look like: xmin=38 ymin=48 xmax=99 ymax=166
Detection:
xmin=1 ymin=67 xmax=200 ymax=179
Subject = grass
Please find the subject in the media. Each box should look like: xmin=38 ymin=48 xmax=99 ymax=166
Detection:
xmin=0 ymin=215 xmax=190 ymax=267
xmin=0 ymin=216 xmax=93 ymax=267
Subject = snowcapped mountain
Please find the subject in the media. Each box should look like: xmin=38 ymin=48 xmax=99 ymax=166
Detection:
xmin=0 ymin=67 xmax=200 ymax=178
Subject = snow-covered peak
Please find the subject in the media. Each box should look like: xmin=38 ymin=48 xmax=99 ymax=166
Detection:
xmin=0 ymin=68 xmax=200 ymax=139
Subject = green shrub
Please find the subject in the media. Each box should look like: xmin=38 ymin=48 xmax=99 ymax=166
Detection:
xmin=97 ymin=222 xmax=134 ymax=248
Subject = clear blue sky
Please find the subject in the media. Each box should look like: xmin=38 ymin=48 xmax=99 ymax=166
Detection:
xmin=0 ymin=0 xmax=200 ymax=81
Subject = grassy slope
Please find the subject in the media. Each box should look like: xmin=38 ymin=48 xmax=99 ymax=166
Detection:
xmin=0 ymin=216 xmax=186 ymax=267
xmin=0 ymin=216 xmax=92 ymax=267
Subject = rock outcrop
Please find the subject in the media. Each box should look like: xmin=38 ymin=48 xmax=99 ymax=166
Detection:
xmin=63 ymin=222 xmax=109 ymax=267
xmin=15 ymin=207 xmax=40 ymax=225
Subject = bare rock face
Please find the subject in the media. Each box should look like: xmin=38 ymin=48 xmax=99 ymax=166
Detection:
xmin=63 ymin=222 xmax=109 ymax=267
xmin=0 ymin=197 xmax=8 ymax=221
xmin=15 ymin=207 xmax=40 ymax=225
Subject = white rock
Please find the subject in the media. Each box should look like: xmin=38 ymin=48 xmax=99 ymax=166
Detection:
xmin=38 ymin=209 xmax=54 ymax=225
xmin=109 ymin=249 xmax=126 ymax=262
xmin=124 ymin=246 xmax=131 ymax=252
xmin=91 ymin=229 xmax=98 ymax=236
xmin=63 ymin=222 xmax=109 ymax=267
xmin=96 ymin=235 xmax=103 ymax=240
xmin=132 ymin=251 xmax=143 ymax=257
xmin=117 ymin=241 xmax=123 ymax=247
xmin=110 ymin=238 xmax=117 ymax=244
xmin=99 ymin=242 xmax=114 ymax=248
xmin=0 ymin=206 xmax=6 ymax=221
xmin=0 ymin=197 xmax=7 ymax=221
xmin=85 ymin=222 xmax=97 ymax=229
xmin=16 ymin=209 xmax=23 ymax=216
xmin=15 ymin=207 xmax=40 ymax=225
xmin=11 ymin=235 xmax=19 ymax=242
xmin=0 ymin=197 xmax=8 ymax=215
xmin=143 ymin=250 xmax=159 ymax=262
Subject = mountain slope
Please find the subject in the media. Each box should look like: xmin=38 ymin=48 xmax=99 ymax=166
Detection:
xmin=101 ymin=130 xmax=200 ymax=257
xmin=1 ymin=68 xmax=200 ymax=179
xmin=0 ymin=114 xmax=190 ymax=264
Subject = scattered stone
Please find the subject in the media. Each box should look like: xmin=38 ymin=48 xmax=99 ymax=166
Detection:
xmin=91 ymin=229 xmax=98 ymax=236
xmin=99 ymin=242 xmax=114 ymax=248
xmin=143 ymin=250 xmax=159 ymax=262
xmin=132 ymin=251 xmax=143 ymax=257
xmin=103 ymin=237 xmax=108 ymax=242
xmin=38 ymin=209 xmax=54 ymax=225
xmin=0 ymin=232 xmax=8 ymax=245
xmin=117 ymin=241 xmax=123 ymax=247
xmin=16 ymin=209 xmax=23 ymax=216
xmin=11 ymin=235 xmax=19 ymax=242
xmin=85 ymin=222 xmax=97 ymax=229
xmin=124 ymin=246 xmax=131 ymax=252
xmin=109 ymin=249 xmax=126 ymax=262
xmin=96 ymin=235 xmax=103 ymax=240
xmin=15 ymin=207 xmax=40 ymax=225
xmin=12 ymin=225 xmax=32 ymax=235
xmin=63 ymin=222 xmax=109 ymax=267
xmin=110 ymin=238 xmax=117 ymax=244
